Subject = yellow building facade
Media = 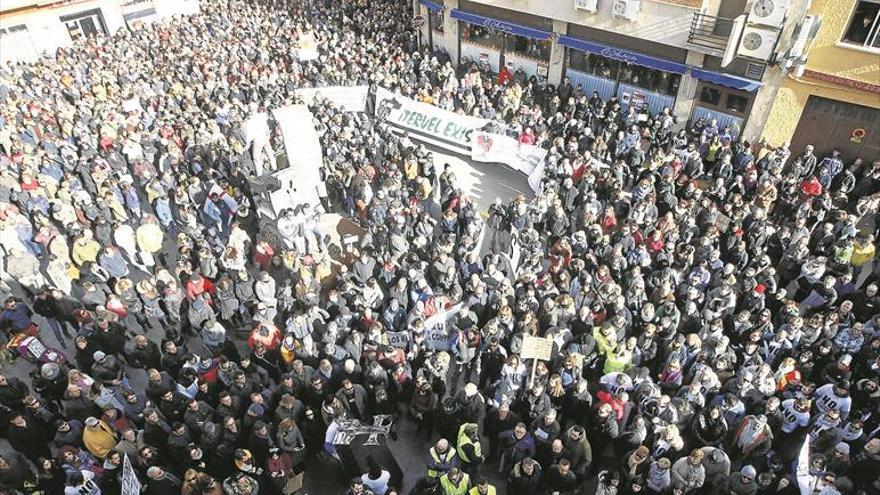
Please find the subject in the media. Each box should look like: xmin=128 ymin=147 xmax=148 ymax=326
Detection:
xmin=762 ymin=0 xmax=880 ymax=161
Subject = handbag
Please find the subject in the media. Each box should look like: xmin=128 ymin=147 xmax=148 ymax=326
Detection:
xmin=282 ymin=472 xmax=304 ymax=495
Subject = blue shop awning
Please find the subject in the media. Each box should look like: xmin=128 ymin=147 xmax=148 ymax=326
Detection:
xmin=450 ymin=9 xmax=553 ymax=41
xmin=419 ymin=0 xmax=443 ymax=12
xmin=558 ymin=35 xmax=688 ymax=75
xmin=690 ymin=68 xmax=762 ymax=92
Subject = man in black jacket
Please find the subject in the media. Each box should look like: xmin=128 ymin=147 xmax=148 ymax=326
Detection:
xmin=129 ymin=335 xmax=162 ymax=370
xmin=0 ymin=374 xmax=29 ymax=413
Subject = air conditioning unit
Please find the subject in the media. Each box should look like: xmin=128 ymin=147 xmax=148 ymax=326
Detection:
xmin=575 ymin=0 xmax=599 ymax=14
xmin=749 ymin=0 xmax=789 ymax=28
xmin=737 ymin=26 xmax=779 ymax=61
xmin=612 ymin=0 xmax=640 ymax=22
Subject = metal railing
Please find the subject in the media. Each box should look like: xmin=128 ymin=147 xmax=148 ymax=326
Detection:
xmin=687 ymin=13 xmax=735 ymax=55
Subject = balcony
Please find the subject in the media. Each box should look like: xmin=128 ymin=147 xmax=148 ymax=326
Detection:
xmin=687 ymin=13 xmax=735 ymax=57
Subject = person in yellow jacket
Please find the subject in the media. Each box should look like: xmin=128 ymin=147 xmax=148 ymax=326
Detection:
xmin=456 ymin=423 xmax=483 ymax=478
xmin=468 ymin=478 xmax=497 ymax=495
xmin=71 ymin=231 xmax=101 ymax=267
xmin=603 ymin=337 xmax=635 ymax=374
xmin=82 ymin=416 xmax=118 ymax=459
xmin=852 ymin=234 xmax=876 ymax=288
xmin=440 ymin=467 xmax=470 ymax=495
xmin=427 ymin=438 xmax=459 ymax=480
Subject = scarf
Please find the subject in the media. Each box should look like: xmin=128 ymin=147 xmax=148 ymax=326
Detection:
xmin=737 ymin=419 xmax=765 ymax=449
xmin=647 ymin=463 xmax=670 ymax=490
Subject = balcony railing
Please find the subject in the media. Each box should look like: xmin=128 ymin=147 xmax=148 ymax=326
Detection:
xmin=687 ymin=13 xmax=735 ymax=56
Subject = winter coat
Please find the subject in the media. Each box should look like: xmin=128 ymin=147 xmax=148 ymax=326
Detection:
xmin=671 ymin=458 xmax=705 ymax=492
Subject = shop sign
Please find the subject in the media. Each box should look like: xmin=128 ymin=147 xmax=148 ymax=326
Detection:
xmin=600 ymin=47 xmax=639 ymax=65
xmin=851 ymin=128 xmax=866 ymax=144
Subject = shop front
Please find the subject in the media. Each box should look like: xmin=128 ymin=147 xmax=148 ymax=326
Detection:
xmin=689 ymin=69 xmax=762 ymax=138
xmin=450 ymin=6 xmax=552 ymax=82
xmin=417 ymin=0 xmax=444 ymax=48
xmin=559 ymin=35 xmax=687 ymax=116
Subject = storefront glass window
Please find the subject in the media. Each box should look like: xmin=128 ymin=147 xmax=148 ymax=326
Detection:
xmin=699 ymin=87 xmax=722 ymax=106
xmin=504 ymin=34 xmax=551 ymax=60
xmin=619 ymin=63 xmax=680 ymax=96
xmin=568 ymin=52 xmax=620 ymax=79
xmin=461 ymin=23 xmax=503 ymax=49
xmin=725 ymin=94 xmax=748 ymax=114
xmin=430 ymin=10 xmax=444 ymax=34
xmin=567 ymin=52 xmax=680 ymax=96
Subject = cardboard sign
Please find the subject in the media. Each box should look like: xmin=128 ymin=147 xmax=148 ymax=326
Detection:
xmin=423 ymin=303 xmax=464 ymax=350
xmin=521 ymin=335 xmax=554 ymax=361
xmin=387 ymin=331 xmax=411 ymax=348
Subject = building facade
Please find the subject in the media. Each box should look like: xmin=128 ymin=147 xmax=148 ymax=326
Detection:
xmin=762 ymin=0 xmax=880 ymax=162
xmin=414 ymin=0 xmax=814 ymax=143
xmin=0 ymin=0 xmax=200 ymax=63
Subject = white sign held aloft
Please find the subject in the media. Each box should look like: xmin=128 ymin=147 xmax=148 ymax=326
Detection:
xmin=471 ymin=130 xmax=547 ymax=176
xmin=122 ymin=453 xmax=141 ymax=495
xmin=521 ymin=335 xmax=554 ymax=361
xmin=387 ymin=331 xmax=411 ymax=348
xmin=296 ymin=86 xmax=369 ymax=113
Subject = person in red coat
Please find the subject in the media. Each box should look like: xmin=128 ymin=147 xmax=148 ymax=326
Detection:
xmin=798 ymin=175 xmax=823 ymax=202
xmin=185 ymin=272 xmax=215 ymax=306
xmin=498 ymin=65 xmax=513 ymax=86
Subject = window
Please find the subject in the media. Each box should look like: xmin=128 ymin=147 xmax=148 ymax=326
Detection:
xmin=619 ymin=63 xmax=681 ymax=96
xmin=504 ymin=34 xmax=551 ymax=60
xmin=568 ymin=52 xmax=680 ymax=96
xmin=461 ymin=23 xmax=504 ymax=49
xmin=430 ymin=9 xmax=444 ymax=34
xmin=699 ymin=87 xmax=722 ymax=106
xmin=568 ymin=52 xmax=621 ymax=80
xmin=0 ymin=25 xmax=39 ymax=63
xmin=842 ymin=0 xmax=880 ymax=49
xmin=60 ymin=9 xmax=107 ymax=41
xmin=696 ymin=84 xmax=754 ymax=120
xmin=725 ymin=94 xmax=748 ymax=113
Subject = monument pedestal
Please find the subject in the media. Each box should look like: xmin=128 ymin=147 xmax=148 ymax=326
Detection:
xmin=332 ymin=415 xmax=402 ymax=487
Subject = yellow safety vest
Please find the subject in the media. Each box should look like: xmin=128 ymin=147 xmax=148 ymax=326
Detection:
xmin=440 ymin=473 xmax=470 ymax=495
xmin=456 ymin=424 xmax=482 ymax=464
xmin=468 ymin=486 xmax=497 ymax=495
xmin=427 ymin=448 xmax=456 ymax=478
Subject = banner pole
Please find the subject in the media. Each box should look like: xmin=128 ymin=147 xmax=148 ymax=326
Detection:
xmin=529 ymin=358 xmax=537 ymax=389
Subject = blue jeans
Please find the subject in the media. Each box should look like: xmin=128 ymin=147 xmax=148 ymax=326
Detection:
xmin=45 ymin=318 xmax=70 ymax=343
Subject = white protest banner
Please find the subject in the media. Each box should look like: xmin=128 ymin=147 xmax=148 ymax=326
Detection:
xmin=471 ymin=130 xmax=547 ymax=176
xmin=271 ymin=105 xmax=324 ymax=211
xmin=527 ymin=160 xmax=545 ymax=193
xmin=387 ymin=331 xmax=411 ymax=348
xmin=122 ymin=453 xmax=141 ymax=495
xmin=242 ymin=112 xmax=271 ymax=176
xmin=423 ymin=303 xmax=464 ymax=350
xmin=297 ymin=32 xmax=319 ymax=61
xmin=296 ymin=86 xmax=369 ymax=113
xmin=375 ymin=87 xmax=488 ymax=155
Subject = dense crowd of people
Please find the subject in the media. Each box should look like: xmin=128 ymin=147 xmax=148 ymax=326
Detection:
xmin=1 ymin=0 xmax=880 ymax=494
